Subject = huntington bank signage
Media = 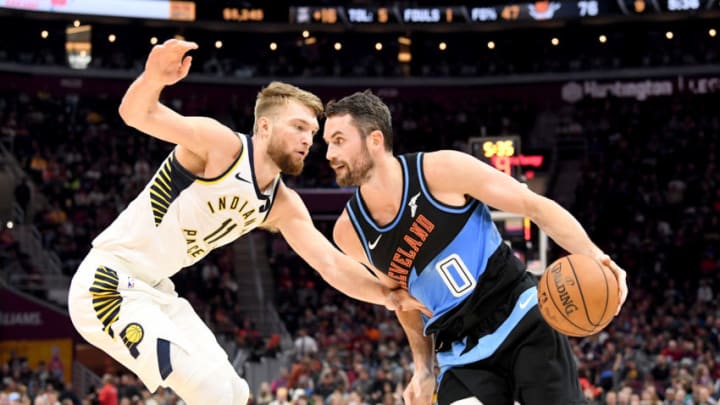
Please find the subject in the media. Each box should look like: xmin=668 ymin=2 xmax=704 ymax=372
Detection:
xmin=561 ymin=76 xmax=720 ymax=103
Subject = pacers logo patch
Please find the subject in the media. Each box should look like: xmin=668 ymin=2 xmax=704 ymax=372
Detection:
xmin=120 ymin=323 xmax=144 ymax=358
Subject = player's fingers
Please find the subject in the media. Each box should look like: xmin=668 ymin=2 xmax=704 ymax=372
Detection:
xmin=595 ymin=254 xmax=627 ymax=312
xmin=616 ymin=268 xmax=628 ymax=315
xmin=605 ymin=261 xmax=628 ymax=315
xmin=181 ymin=40 xmax=199 ymax=50
xmin=403 ymin=296 xmax=432 ymax=317
xmin=179 ymin=55 xmax=193 ymax=75
xmin=169 ymin=39 xmax=199 ymax=52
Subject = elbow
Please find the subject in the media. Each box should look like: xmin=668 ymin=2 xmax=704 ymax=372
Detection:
xmin=523 ymin=193 xmax=545 ymax=224
xmin=118 ymin=101 xmax=135 ymax=126
xmin=117 ymin=97 xmax=146 ymax=128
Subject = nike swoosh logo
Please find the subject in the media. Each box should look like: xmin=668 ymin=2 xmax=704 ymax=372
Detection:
xmin=368 ymin=234 xmax=382 ymax=250
xmin=518 ymin=291 xmax=536 ymax=309
xmin=235 ymin=173 xmax=251 ymax=183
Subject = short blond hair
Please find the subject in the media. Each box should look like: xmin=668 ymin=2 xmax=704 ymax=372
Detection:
xmin=253 ymin=81 xmax=323 ymax=134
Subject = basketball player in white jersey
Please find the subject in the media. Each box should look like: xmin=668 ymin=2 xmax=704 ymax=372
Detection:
xmin=67 ymin=39 xmax=425 ymax=405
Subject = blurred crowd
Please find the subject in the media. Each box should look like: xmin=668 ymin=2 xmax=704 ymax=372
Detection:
xmin=0 ymin=18 xmax=717 ymax=79
xmin=1 ymin=77 xmax=718 ymax=405
xmin=0 ymin=355 xmax=182 ymax=405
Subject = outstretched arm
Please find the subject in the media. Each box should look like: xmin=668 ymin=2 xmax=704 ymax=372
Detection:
xmin=423 ymin=150 xmax=628 ymax=313
xmin=269 ymin=184 xmax=428 ymax=312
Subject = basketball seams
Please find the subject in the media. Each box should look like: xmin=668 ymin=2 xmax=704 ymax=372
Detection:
xmin=567 ymin=256 xmax=599 ymax=330
xmin=594 ymin=259 xmax=611 ymax=329
xmin=543 ymin=259 xmax=594 ymax=335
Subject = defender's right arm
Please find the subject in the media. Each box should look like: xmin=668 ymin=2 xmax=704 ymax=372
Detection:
xmin=118 ymin=39 xmax=237 ymax=162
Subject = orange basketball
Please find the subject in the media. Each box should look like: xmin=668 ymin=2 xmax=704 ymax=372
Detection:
xmin=537 ymin=254 xmax=619 ymax=337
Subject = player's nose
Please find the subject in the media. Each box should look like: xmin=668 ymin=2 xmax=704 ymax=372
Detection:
xmin=300 ymin=131 xmax=312 ymax=146
xmin=325 ymin=144 xmax=335 ymax=161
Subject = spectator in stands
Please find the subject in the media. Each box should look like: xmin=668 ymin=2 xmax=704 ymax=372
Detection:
xmin=268 ymin=387 xmax=290 ymax=405
xmin=97 ymin=374 xmax=117 ymax=405
xmin=255 ymin=383 xmax=273 ymax=405
xmin=270 ymin=368 xmax=289 ymax=396
xmin=293 ymin=329 xmax=318 ymax=359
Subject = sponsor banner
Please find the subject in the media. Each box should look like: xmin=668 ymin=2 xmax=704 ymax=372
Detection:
xmin=0 ymin=287 xmax=74 ymax=340
xmin=0 ymin=339 xmax=73 ymax=384
xmin=561 ymin=76 xmax=720 ymax=102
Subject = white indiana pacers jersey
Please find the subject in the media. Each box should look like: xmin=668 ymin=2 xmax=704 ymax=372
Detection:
xmin=91 ymin=133 xmax=279 ymax=284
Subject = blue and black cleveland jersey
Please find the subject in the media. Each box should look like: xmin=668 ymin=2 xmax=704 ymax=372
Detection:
xmin=346 ymin=152 xmax=538 ymax=370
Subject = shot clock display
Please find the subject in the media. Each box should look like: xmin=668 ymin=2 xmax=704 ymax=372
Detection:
xmin=468 ymin=136 xmax=545 ymax=179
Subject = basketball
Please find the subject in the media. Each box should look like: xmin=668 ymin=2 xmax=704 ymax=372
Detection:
xmin=537 ymin=254 xmax=619 ymax=337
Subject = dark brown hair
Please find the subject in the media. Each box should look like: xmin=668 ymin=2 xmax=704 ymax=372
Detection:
xmin=325 ymin=90 xmax=393 ymax=151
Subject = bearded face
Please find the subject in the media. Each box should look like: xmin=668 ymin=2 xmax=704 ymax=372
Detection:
xmin=330 ymin=138 xmax=374 ymax=187
xmin=267 ymin=131 xmax=304 ymax=176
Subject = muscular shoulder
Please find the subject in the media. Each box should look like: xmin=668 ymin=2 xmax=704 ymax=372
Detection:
xmin=422 ymin=150 xmax=471 ymax=170
xmin=421 ymin=150 xmax=474 ymax=188
xmin=263 ymin=182 xmax=309 ymax=229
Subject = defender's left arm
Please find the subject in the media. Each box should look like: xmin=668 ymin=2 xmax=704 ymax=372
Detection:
xmin=423 ymin=150 xmax=627 ymax=313
xmin=268 ymin=184 xmax=424 ymax=312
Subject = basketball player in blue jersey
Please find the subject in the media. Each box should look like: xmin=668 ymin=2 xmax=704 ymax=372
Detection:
xmin=323 ymin=90 xmax=629 ymax=405
xmin=67 ymin=40 xmax=425 ymax=405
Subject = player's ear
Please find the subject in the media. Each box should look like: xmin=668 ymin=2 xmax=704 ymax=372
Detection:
xmin=257 ymin=116 xmax=271 ymax=137
xmin=368 ymin=129 xmax=384 ymax=149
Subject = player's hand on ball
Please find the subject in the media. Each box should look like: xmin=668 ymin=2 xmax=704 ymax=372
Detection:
xmin=595 ymin=253 xmax=627 ymax=315
xmin=403 ymin=369 xmax=435 ymax=405
xmin=386 ymin=289 xmax=432 ymax=317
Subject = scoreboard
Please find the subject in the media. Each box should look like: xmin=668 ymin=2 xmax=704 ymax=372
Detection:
xmin=280 ymin=1 xmax=717 ymax=26
xmin=288 ymin=2 xmax=609 ymax=25
xmin=1 ymin=0 xmax=717 ymax=24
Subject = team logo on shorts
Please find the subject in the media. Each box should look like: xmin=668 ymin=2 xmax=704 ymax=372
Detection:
xmin=120 ymin=323 xmax=144 ymax=358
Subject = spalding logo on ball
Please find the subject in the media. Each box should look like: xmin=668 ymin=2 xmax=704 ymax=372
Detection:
xmin=537 ymin=254 xmax=619 ymax=337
